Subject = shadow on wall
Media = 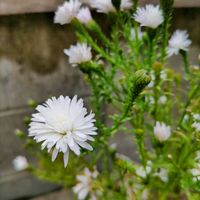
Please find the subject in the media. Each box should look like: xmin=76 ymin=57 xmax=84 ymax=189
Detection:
xmin=0 ymin=13 xmax=75 ymax=74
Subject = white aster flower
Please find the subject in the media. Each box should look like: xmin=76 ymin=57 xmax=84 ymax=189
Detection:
xmin=192 ymin=122 xmax=200 ymax=132
xmin=192 ymin=113 xmax=200 ymax=121
xmin=54 ymin=0 xmax=81 ymax=25
xmin=120 ymin=0 xmax=133 ymax=11
xmin=136 ymin=161 xmax=152 ymax=178
xmin=134 ymin=4 xmax=164 ymax=29
xmin=77 ymin=7 xmax=93 ymax=25
xmin=154 ymin=122 xmax=171 ymax=142
xmin=191 ymin=166 xmax=200 ymax=182
xmin=154 ymin=168 xmax=168 ymax=182
xmin=167 ymin=30 xmax=192 ymax=57
xmin=64 ymin=43 xmax=92 ymax=67
xmin=12 ymin=156 xmax=28 ymax=171
xmin=90 ymin=0 xmax=116 ymax=14
xmin=158 ymin=95 xmax=167 ymax=105
xmin=73 ymin=167 xmax=98 ymax=200
xmin=29 ymin=95 xmax=97 ymax=167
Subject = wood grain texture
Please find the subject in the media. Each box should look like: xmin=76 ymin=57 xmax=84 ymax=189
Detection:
xmin=140 ymin=0 xmax=200 ymax=7
xmin=0 ymin=0 xmax=64 ymax=15
xmin=0 ymin=0 xmax=200 ymax=15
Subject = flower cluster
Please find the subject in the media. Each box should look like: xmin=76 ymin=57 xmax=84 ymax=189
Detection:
xmin=23 ymin=1 xmax=200 ymax=199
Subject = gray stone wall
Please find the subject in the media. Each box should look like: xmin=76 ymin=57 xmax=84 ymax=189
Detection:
xmin=0 ymin=13 xmax=89 ymax=200
xmin=0 ymin=8 xmax=200 ymax=200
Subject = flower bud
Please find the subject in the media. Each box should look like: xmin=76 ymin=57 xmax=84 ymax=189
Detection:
xmin=154 ymin=122 xmax=171 ymax=142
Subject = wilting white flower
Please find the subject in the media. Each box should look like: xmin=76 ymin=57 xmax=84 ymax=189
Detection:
xmin=120 ymin=0 xmax=133 ymax=11
xmin=54 ymin=0 xmax=81 ymax=25
xmin=158 ymin=95 xmax=167 ymax=105
xmin=134 ymin=5 xmax=164 ymax=29
xmin=136 ymin=161 xmax=152 ymax=178
xmin=154 ymin=168 xmax=168 ymax=182
xmin=192 ymin=122 xmax=200 ymax=132
xmin=73 ymin=167 xmax=98 ymax=200
xmin=64 ymin=43 xmax=92 ymax=66
xmin=154 ymin=122 xmax=171 ymax=142
xmin=77 ymin=7 xmax=93 ymax=24
xmin=167 ymin=30 xmax=192 ymax=57
xmin=90 ymin=0 xmax=116 ymax=14
xmin=29 ymin=95 xmax=97 ymax=167
xmin=130 ymin=28 xmax=144 ymax=40
xmin=12 ymin=156 xmax=28 ymax=171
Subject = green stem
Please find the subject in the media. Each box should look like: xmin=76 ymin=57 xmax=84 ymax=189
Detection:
xmin=181 ymin=51 xmax=190 ymax=75
xmin=178 ymin=83 xmax=200 ymax=128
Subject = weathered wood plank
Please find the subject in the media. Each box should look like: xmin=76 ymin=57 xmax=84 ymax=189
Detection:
xmin=0 ymin=0 xmax=64 ymax=15
xmin=0 ymin=0 xmax=199 ymax=16
xmin=140 ymin=0 xmax=200 ymax=7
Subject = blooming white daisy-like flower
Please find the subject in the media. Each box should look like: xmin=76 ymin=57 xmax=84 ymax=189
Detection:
xmin=64 ymin=43 xmax=92 ymax=67
xmin=154 ymin=122 xmax=171 ymax=142
xmin=90 ymin=0 xmax=116 ymax=14
xmin=134 ymin=4 xmax=164 ymax=29
xmin=54 ymin=0 xmax=81 ymax=25
xmin=29 ymin=95 xmax=97 ymax=167
xmin=12 ymin=156 xmax=28 ymax=171
xmin=73 ymin=167 xmax=98 ymax=200
xmin=120 ymin=0 xmax=133 ymax=11
xmin=167 ymin=30 xmax=192 ymax=57
xmin=77 ymin=7 xmax=93 ymax=25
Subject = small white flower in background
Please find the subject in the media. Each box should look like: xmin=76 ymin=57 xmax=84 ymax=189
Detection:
xmin=64 ymin=43 xmax=92 ymax=67
xmin=134 ymin=4 xmax=164 ymax=29
xmin=154 ymin=168 xmax=168 ymax=182
xmin=167 ymin=30 xmax=192 ymax=57
xmin=183 ymin=114 xmax=189 ymax=122
xmin=77 ymin=7 xmax=93 ymax=25
xmin=195 ymin=151 xmax=200 ymax=161
xmin=54 ymin=0 xmax=81 ymax=25
xmin=190 ymin=164 xmax=200 ymax=182
xmin=73 ymin=167 xmax=98 ymax=200
xmin=120 ymin=0 xmax=133 ymax=11
xmin=158 ymin=95 xmax=167 ymax=105
xmin=136 ymin=161 xmax=152 ymax=178
xmin=29 ymin=95 xmax=97 ymax=167
xmin=12 ymin=156 xmax=28 ymax=171
xmin=130 ymin=28 xmax=144 ymax=40
xmin=154 ymin=122 xmax=171 ymax=142
xmin=90 ymin=0 xmax=116 ymax=14
xmin=160 ymin=70 xmax=167 ymax=80
xmin=192 ymin=122 xmax=200 ymax=132
xmin=192 ymin=113 xmax=200 ymax=121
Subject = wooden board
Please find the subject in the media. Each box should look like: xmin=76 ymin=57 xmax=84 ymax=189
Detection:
xmin=0 ymin=0 xmax=200 ymax=16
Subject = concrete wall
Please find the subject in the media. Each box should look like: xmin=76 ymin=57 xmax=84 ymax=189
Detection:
xmin=0 ymin=8 xmax=200 ymax=200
